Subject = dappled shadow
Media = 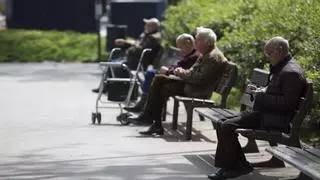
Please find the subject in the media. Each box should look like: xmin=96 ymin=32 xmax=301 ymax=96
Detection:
xmin=125 ymin=122 xmax=215 ymax=143
xmin=0 ymin=63 xmax=100 ymax=82
xmin=161 ymin=122 xmax=215 ymax=143
xmin=0 ymin=151 xmax=210 ymax=180
xmin=184 ymin=154 xmax=286 ymax=180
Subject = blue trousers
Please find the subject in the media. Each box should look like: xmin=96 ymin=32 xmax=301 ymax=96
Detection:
xmin=142 ymin=69 xmax=157 ymax=95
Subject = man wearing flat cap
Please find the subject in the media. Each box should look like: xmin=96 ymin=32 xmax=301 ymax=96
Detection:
xmin=92 ymin=18 xmax=162 ymax=93
xmin=114 ymin=17 xmax=162 ymax=70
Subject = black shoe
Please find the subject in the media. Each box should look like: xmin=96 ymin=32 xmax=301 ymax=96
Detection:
xmin=127 ymin=113 xmax=153 ymax=125
xmin=124 ymin=94 xmax=147 ymax=112
xmin=139 ymin=124 xmax=164 ymax=136
xmin=208 ymin=168 xmax=226 ymax=180
xmin=92 ymin=87 xmax=107 ymax=94
xmin=124 ymin=106 xmax=142 ymax=113
xmin=208 ymin=165 xmax=253 ymax=180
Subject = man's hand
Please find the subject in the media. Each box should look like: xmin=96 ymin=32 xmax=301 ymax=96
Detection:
xmin=246 ymin=84 xmax=266 ymax=97
xmin=246 ymin=84 xmax=257 ymax=94
xmin=174 ymin=67 xmax=187 ymax=77
xmin=159 ymin=66 xmax=169 ymax=74
xmin=114 ymin=39 xmax=126 ymax=46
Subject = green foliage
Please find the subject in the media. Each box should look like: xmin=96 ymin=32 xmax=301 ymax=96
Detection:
xmin=0 ymin=29 xmax=107 ymax=62
xmin=164 ymin=0 xmax=320 ymax=126
xmin=162 ymin=0 xmax=240 ymax=46
xmin=0 ymin=2 xmax=4 ymax=14
xmin=212 ymin=87 xmax=242 ymax=110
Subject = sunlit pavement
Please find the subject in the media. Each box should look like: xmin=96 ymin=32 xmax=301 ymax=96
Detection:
xmin=0 ymin=63 xmax=299 ymax=180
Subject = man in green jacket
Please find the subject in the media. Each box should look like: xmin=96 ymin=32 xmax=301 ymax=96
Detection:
xmin=129 ymin=27 xmax=228 ymax=135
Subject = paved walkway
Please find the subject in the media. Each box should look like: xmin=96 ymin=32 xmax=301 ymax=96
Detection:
xmin=0 ymin=63 xmax=299 ymax=180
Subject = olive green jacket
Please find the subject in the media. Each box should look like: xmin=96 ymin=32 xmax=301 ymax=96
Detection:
xmin=181 ymin=47 xmax=228 ymax=98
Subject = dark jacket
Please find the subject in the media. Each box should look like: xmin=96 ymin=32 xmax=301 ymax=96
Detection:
xmin=167 ymin=49 xmax=201 ymax=75
xmin=126 ymin=31 xmax=162 ymax=70
xmin=181 ymin=47 xmax=228 ymax=98
xmin=254 ymin=55 xmax=306 ymax=131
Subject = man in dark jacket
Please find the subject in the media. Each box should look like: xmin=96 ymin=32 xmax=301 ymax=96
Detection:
xmin=208 ymin=36 xmax=306 ymax=180
xmin=124 ymin=33 xmax=201 ymax=112
xmin=115 ymin=17 xmax=162 ymax=70
xmin=128 ymin=27 xmax=228 ymax=135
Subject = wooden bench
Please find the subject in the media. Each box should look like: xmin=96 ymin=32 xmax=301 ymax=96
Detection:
xmin=162 ymin=61 xmax=238 ymax=140
xmin=266 ymin=146 xmax=320 ymax=180
xmin=195 ymin=68 xmax=313 ymax=167
xmin=195 ymin=68 xmax=269 ymax=129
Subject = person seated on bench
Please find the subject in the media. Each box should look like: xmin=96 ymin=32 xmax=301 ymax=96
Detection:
xmin=128 ymin=27 xmax=228 ymax=135
xmin=207 ymin=36 xmax=306 ymax=180
xmin=92 ymin=18 xmax=162 ymax=93
xmin=124 ymin=33 xmax=201 ymax=112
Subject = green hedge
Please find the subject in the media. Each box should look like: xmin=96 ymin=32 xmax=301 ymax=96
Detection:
xmin=0 ymin=29 xmax=107 ymax=62
xmin=163 ymin=0 xmax=320 ymax=126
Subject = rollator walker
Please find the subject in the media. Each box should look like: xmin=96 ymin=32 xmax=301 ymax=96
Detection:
xmin=91 ymin=48 xmax=151 ymax=125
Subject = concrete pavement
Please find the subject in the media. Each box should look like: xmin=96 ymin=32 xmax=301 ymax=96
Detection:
xmin=0 ymin=63 xmax=299 ymax=180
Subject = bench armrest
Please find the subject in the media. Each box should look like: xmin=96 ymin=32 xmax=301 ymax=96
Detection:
xmin=174 ymin=96 xmax=218 ymax=107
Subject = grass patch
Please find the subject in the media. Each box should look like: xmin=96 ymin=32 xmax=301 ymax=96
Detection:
xmin=0 ymin=29 xmax=107 ymax=62
xmin=211 ymin=87 xmax=241 ymax=110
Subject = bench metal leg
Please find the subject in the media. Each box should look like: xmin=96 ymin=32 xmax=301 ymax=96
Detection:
xmin=162 ymin=101 xmax=167 ymax=122
xmin=185 ymin=104 xmax=193 ymax=140
xmin=279 ymin=172 xmax=312 ymax=180
xmin=199 ymin=114 xmax=205 ymax=121
xmin=252 ymin=155 xmax=285 ymax=168
xmin=242 ymin=137 xmax=259 ymax=153
xmin=172 ymin=99 xmax=179 ymax=130
xmin=297 ymin=172 xmax=313 ymax=180
xmin=250 ymin=141 xmax=285 ymax=168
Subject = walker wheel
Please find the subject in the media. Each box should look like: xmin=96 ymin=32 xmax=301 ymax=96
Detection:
xmin=116 ymin=112 xmax=132 ymax=125
xmin=91 ymin=113 xmax=96 ymax=124
xmin=120 ymin=118 xmax=130 ymax=125
xmin=97 ymin=113 xmax=102 ymax=124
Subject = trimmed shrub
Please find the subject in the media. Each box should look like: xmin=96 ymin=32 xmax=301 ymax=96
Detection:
xmin=0 ymin=29 xmax=107 ymax=62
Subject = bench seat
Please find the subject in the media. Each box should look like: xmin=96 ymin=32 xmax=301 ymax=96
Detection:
xmin=266 ymin=146 xmax=320 ymax=180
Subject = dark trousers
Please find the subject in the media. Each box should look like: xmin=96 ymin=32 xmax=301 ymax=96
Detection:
xmin=214 ymin=111 xmax=261 ymax=169
xmin=144 ymin=74 xmax=185 ymax=124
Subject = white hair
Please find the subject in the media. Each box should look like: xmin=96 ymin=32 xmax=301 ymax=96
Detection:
xmin=196 ymin=27 xmax=217 ymax=47
xmin=176 ymin=33 xmax=195 ymax=47
xmin=266 ymin=36 xmax=290 ymax=55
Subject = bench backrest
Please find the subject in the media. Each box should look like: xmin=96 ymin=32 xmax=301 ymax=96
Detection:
xmin=214 ymin=61 xmax=238 ymax=108
xmin=290 ymin=79 xmax=313 ymax=137
xmin=159 ymin=46 xmax=182 ymax=67
xmin=250 ymin=68 xmax=270 ymax=87
xmin=240 ymin=68 xmax=269 ymax=110
xmin=152 ymin=44 xmax=165 ymax=69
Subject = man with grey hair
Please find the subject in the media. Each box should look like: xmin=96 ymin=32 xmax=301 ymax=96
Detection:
xmin=129 ymin=27 xmax=228 ymax=135
xmin=208 ymin=36 xmax=306 ymax=180
xmin=124 ymin=33 xmax=200 ymax=112
xmin=115 ymin=17 xmax=162 ymax=70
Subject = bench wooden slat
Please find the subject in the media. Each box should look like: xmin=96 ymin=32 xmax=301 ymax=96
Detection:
xmin=266 ymin=146 xmax=320 ymax=180
xmin=287 ymin=147 xmax=320 ymax=164
xmin=213 ymin=108 xmax=238 ymax=117
xmin=303 ymin=147 xmax=320 ymax=159
xmin=195 ymin=108 xmax=225 ymax=122
xmin=195 ymin=108 xmax=239 ymax=124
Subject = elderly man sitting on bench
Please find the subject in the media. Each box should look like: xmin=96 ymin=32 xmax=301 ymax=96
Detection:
xmin=124 ymin=33 xmax=201 ymax=112
xmin=128 ymin=27 xmax=228 ymax=135
xmin=207 ymin=37 xmax=306 ymax=180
